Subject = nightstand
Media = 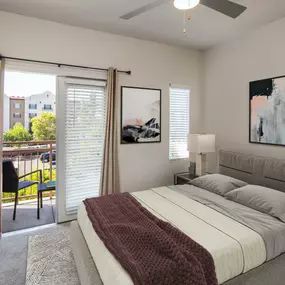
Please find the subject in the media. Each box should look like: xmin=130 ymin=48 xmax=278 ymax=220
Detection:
xmin=174 ymin=172 xmax=198 ymax=185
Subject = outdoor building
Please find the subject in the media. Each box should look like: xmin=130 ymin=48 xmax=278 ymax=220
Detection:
xmin=3 ymin=93 xmax=10 ymax=132
xmin=25 ymin=91 xmax=56 ymax=129
xmin=9 ymin=96 xmax=25 ymax=128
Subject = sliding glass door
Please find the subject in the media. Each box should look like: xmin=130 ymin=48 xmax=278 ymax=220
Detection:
xmin=56 ymin=77 xmax=106 ymax=223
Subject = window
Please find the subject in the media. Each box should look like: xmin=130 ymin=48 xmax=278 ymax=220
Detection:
xmin=169 ymin=87 xmax=190 ymax=160
xmin=29 ymin=113 xmax=37 ymax=118
xmin=13 ymin=113 xmax=21 ymax=118
xmin=43 ymin=104 xmax=52 ymax=110
xmin=29 ymin=104 xmax=37 ymax=109
xmin=14 ymin=103 xmax=21 ymax=109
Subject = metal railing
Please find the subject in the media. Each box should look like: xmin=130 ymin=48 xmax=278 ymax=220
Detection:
xmin=2 ymin=140 xmax=56 ymax=202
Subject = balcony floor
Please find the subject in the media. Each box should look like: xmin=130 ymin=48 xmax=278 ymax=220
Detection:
xmin=2 ymin=198 xmax=56 ymax=233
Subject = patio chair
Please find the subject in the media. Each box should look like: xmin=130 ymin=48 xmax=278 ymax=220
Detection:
xmin=2 ymin=160 xmax=42 ymax=220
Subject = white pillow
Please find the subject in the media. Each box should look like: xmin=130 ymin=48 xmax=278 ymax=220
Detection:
xmin=190 ymin=174 xmax=248 ymax=196
xmin=225 ymin=185 xmax=285 ymax=222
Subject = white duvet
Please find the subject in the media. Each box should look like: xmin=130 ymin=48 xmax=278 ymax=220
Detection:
xmin=77 ymin=187 xmax=266 ymax=285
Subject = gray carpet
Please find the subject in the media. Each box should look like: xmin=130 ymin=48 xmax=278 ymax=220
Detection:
xmin=0 ymin=224 xmax=70 ymax=285
xmin=26 ymin=227 xmax=79 ymax=285
xmin=2 ymin=200 xmax=55 ymax=233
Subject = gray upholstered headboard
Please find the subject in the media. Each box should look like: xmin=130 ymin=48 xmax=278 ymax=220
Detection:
xmin=219 ymin=150 xmax=285 ymax=193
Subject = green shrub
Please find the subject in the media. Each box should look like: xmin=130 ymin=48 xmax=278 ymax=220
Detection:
xmin=3 ymin=123 xmax=32 ymax=143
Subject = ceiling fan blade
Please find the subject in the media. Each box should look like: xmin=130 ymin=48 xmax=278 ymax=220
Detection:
xmin=120 ymin=0 xmax=169 ymax=20
xmin=200 ymin=0 xmax=247 ymax=19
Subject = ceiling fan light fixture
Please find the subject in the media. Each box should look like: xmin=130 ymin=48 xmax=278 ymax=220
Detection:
xmin=174 ymin=0 xmax=200 ymax=10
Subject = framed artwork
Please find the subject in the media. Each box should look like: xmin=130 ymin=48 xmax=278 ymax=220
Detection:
xmin=249 ymin=75 xmax=285 ymax=146
xmin=121 ymin=86 xmax=161 ymax=144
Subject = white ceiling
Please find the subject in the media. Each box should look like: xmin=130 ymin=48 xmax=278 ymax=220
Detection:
xmin=0 ymin=0 xmax=285 ymax=49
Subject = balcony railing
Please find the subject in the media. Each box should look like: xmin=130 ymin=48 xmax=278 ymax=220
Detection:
xmin=2 ymin=140 xmax=56 ymax=203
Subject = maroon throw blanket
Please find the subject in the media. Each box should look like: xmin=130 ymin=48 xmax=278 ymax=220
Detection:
xmin=84 ymin=193 xmax=218 ymax=285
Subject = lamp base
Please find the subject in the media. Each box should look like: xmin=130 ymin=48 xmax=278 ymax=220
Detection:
xmin=189 ymin=161 xmax=196 ymax=175
xmin=196 ymin=154 xmax=206 ymax=176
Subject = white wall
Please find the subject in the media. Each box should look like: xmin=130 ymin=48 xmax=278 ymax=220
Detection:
xmin=3 ymin=94 xmax=10 ymax=131
xmin=204 ymin=17 xmax=285 ymax=170
xmin=0 ymin=11 xmax=203 ymax=192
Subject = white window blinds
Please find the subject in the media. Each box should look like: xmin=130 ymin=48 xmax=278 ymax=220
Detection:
xmin=169 ymin=87 xmax=190 ymax=160
xmin=64 ymin=81 xmax=106 ymax=215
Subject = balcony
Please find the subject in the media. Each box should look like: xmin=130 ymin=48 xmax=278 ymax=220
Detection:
xmin=2 ymin=140 xmax=56 ymax=233
xmin=2 ymin=198 xmax=56 ymax=233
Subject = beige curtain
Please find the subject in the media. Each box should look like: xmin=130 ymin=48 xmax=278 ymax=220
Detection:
xmin=0 ymin=58 xmax=5 ymax=235
xmin=100 ymin=68 xmax=120 ymax=196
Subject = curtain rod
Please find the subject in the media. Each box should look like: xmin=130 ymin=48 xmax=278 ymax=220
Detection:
xmin=0 ymin=54 xmax=131 ymax=75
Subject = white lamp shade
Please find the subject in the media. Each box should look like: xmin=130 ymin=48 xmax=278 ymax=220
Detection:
xmin=174 ymin=0 xmax=200 ymax=10
xmin=188 ymin=134 xmax=216 ymax=154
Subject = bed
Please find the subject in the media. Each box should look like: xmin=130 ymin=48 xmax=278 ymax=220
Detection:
xmin=70 ymin=150 xmax=285 ymax=285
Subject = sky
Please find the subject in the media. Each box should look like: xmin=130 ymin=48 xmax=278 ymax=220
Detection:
xmin=4 ymin=71 xmax=56 ymax=98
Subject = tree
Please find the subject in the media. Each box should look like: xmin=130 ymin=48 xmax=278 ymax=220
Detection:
xmin=3 ymin=123 xmax=32 ymax=142
xmin=31 ymin=113 xmax=56 ymax=141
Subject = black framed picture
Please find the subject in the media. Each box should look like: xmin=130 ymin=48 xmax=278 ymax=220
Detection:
xmin=121 ymin=86 xmax=161 ymax=144
xmin=249 ymin=75 xmax=285 ymax=146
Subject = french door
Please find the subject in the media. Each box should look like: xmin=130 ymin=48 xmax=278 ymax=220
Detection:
xmin=56 ymin=77 xmax=106 ymax=223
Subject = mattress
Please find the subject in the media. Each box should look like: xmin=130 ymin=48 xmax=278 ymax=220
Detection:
xmin=77 ymin=186 xmax=267 ymax=285
xmin=70 ymin=220 xmax=285 ymax=285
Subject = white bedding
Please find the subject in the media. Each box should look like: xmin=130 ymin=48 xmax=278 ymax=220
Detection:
xmin=77 ymin=186 xmax=266 ymax=285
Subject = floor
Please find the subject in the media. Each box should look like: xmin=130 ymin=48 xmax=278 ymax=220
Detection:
xmin=2 ymin=198 xmax=56 ymax=233
xmin=0 ymin=223 xmax=70 ymax=285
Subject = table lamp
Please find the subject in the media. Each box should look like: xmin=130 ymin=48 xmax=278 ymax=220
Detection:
xmin=188 ymin=134 xmax=216 ymax=176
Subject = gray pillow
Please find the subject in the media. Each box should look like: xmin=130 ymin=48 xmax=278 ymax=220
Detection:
xmin=189 ymin=174 xmax=247 ymax=196
xmin=225 ymin=185 xmax=285 ymax=222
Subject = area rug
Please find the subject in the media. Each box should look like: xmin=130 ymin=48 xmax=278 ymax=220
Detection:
xmin=25 ymin=228 xmax=80 ymax=285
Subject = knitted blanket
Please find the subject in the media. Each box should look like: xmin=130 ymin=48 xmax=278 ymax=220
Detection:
xmin=83 ymin=193 xmax=218 ymax=285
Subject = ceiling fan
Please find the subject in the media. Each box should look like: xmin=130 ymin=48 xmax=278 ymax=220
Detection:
xmin=120 ymin=0 xmax=247 ymax=20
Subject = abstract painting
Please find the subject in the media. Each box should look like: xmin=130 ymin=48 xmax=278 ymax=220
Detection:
xmin=250 ymin=76 xmax=285 ymax=146
xmin=121 ymin=86 xmax=161 ymax=144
